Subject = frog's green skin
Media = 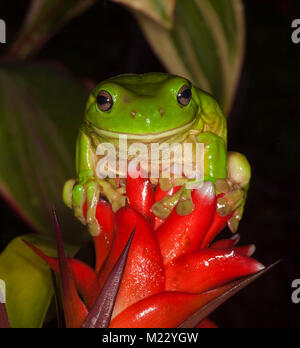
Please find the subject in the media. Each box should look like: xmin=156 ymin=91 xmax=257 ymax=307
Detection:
xmin=63 ymin=73 xmax=250 ymax=236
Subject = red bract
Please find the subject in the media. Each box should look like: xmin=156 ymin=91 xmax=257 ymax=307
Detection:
xmin=157 ymin=182 xmax=216 ymax=264
xmin=165 ymin=249 xmax=264 ymax=293
xmin=25 ymin=178 xmax=266 ymax=328
xmin=126 ymin=176 xmax=155 ymax=221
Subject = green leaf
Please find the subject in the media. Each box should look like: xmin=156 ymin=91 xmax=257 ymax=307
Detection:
xmin=112 ymin=0 xmax=176 ymax=29
xmin=0 ymin=63 xmax=88 ymax=244
xmin=8 ymin=0 xmax=96 ymax=59
xmin=133 ymin=0 xmax=245 ymax=113
xmin=0 ymin=234 xmax=78 ymax=328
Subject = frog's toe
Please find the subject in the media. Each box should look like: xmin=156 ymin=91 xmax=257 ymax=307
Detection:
xmin=63 ymin=179 xmax=76 ymax=209
xmin=86 ymin=181 xmax=101 ymax=236
xmin=72 ymin=183 xmax=86 ymax=225
xmin=176 ymin=189 xmax=194 ymax=216
xmin=216 ymin=188 xmax=244 ymax=217
xmin=228 ymin=204 xmax=244 ymax=233
xmin=227 ymin=152 xmax=251 ymax=189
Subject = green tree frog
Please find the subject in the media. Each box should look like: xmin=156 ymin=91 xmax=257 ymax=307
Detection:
xmin=63 ymin=73 xmax=251 ymax=236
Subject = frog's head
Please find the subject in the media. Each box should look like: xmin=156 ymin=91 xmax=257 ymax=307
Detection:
xmin=85 ymin=73 xmax=202 ymax=141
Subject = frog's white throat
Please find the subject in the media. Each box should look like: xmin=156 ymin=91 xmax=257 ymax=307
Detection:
xmin=91 ymin=120 xmax=196 ymax=142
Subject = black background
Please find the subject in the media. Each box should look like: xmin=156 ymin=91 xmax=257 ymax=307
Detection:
xmin=0 ymin=0 xmax=299 ymax=328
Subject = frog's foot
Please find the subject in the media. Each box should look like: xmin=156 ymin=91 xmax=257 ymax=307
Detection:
xmin=216 ymin=152 xmax=251 ymax=233
xmin=97 ymin=179 xmax=126 ymax=213
xmin=151 ymin=178 xmax=205 ymax=220
xmin=176 ymin=189 xmax=194 ymax=216
xmin=216 ymin=179 xmax=245 ymax=233
xmin=86 ymin=181 xmax=101 ymax=236
xmin=63 ymin=178 xmax=101 ymax=236
xmin=151 ymin=187 xmax=184 ymax=220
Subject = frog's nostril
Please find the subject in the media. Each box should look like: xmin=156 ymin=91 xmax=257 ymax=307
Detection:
xmin=159 ymin=108 xmax=165 ymax=116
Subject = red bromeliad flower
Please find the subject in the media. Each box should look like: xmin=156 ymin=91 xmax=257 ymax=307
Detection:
xmin=24 ymin=177 xmax=269 ymax=328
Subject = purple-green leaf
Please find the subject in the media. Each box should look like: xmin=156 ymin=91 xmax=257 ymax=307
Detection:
xmin=50 ymin=270 xmax=63 ymax=328
xmin=0 ymin=64 xmax=88 ymax=244
xmin=81 ymin=228 xmax=136 ymax=329
xmin=8 ymin=0 xmax=96 ymax=59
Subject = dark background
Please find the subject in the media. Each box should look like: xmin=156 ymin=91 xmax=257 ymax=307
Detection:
xmin=1 ymin=0 xmax=299 ymax=328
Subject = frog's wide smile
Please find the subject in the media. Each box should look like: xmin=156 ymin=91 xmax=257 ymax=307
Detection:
xmin=90 ymin=119 xmax=196 ymax=142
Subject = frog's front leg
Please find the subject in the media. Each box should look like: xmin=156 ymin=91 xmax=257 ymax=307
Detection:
xmin=216 ymin=152 xmax=251 ymax=233
xmin=196 ymin=131 xmax=228 ymax=182
xmin=63 ymin=129 xmax=102 ymax=236
xmin=63 ymin=130 xmax=126 ymax=236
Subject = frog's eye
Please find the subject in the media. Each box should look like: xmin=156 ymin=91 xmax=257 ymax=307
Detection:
xmin=177 ymin=85 xmax=192 ymax=106
xmin=96 ymin=90 xmax=113 ymax=112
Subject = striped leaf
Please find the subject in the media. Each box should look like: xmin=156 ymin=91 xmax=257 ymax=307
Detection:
xmin=133 ymin=0 xmax=245 ymax=113
xmin=8 ymin=0 xmax=96 ymax=59
xmin=112 ymin=0 xmax=176 ymax=29
xmin=0 ymin=64 xmax=88 ymax=243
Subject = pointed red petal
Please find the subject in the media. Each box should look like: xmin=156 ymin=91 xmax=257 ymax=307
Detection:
xmin=210 ymin=237 xmax=256 ymax=257
xmin=233 ymin=245 xmax=256 ymax=257
xmin=83 ymin=199 xmax=115 ymax=273
xmin=100 ymin=207 xmax=151 ymax=286
xmin=197 ymin=319 xmax=218 ymax=328
xmin=99 ymin=207 xmax=165 ymax=317
xmin=165 ymin=248 xmax=264 ymax=293
xmin=200 ymin=211 xmax=233 ymax=248
xmin=126 ymin=176 xmax=155 ymax=220
xmin=82 ymin=230 xmax=135 ymax=328
xmin=110 ymin=286 xmax=229 ymax=328
xmin=112 ymin=209 xmax=165 ymax=318
xmin=209 ymin=234 xmax=240 ymax=249
xmin=152 ymin=216 xmax=165 ymax=230
xmin=179 ymin=262 xmax=280 ymax=328
xmin=98 ymin=206 xmax=143 ymax=287
xmin=52 ymin=208 xmax=88 ymax=328
xmin=23 ymin=240 xmax=99 ymax=309
xmin=157 ymin=182 xmax=216 ymax=264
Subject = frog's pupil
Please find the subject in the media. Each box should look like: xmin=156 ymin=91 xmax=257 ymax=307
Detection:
xmin=182 ymin=89 xmax=191 ymax=99
xmin=97 ymin=95 xmax=109 ymax=105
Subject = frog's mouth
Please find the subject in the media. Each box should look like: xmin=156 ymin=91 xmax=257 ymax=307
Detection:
xmin=91 ymin=119 xmax=196 ymax=142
